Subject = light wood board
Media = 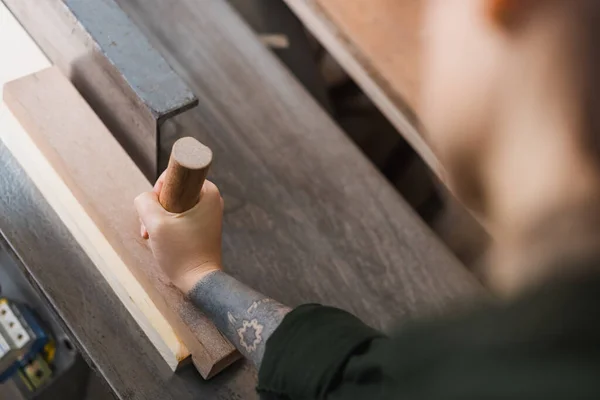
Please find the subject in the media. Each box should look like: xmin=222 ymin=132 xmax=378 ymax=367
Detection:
xmin=1 ymin=66 xmax=238 ymax=377
xmin=0 ymin=101 xmax=186 ymax=370
xmin=283 ymin=0 xmax=442 ymax=176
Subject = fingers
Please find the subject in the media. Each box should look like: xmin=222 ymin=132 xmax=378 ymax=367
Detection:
xmin=153 ymin=172 xmax=220 ymax=204
xmin=136 ymin=180 xmax=223 ymax=238
xmin=200 ymin=180 xmax=224 ymax=208
xmin=153 ymin=170 xmax=167 ymax=195
xmin=137 ymin=171 xmax=167 ymax=239
xmin=200 ymin=179 xmax=220 ymax=199
xmin=134 ymin=191 xmax=169 ymax=237
xmin=173 ymin=179 xmax=223 ymax=219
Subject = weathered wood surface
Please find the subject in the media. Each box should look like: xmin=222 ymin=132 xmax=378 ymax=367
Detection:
xmin=118 ymin=0 xmax=481 ymax=328
xmin=0 ymin=0 xmax=483 ymax=398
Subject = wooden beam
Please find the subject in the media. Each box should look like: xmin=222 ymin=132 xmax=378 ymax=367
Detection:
xmin=283 ymin=0 xmax=443 ymax=176
xmin=2 ymin=67 xmax=238 ymax=378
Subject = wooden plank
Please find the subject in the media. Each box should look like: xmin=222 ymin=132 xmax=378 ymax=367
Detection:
xmin=282 ymin=0 xmax=442 ymax=175
xmin=0 ymin=101 xmax=186 ymax=371
xmin=2 ymin=67 xmax=238 ymax=378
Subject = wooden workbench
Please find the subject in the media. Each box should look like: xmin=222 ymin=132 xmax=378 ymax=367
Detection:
xmin=0 ymin=1 xmax=482 ymax=398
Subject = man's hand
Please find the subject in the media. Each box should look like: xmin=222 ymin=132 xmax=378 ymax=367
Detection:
xmin=134 ymin=172 xmax=224 ymax=293
xmin=136 ymin=172 xmax=290 ymax=368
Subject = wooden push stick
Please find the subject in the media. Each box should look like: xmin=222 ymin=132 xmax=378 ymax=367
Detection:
xmin=159 ymin=137 xmax=213 ymax=213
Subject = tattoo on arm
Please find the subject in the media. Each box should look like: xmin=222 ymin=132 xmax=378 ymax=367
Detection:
xmin=187 ymin=271 xmax=291 ymax=367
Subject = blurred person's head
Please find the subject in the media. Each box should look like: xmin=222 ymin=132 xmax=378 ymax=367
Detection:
xmin=421 ymin=0 xmax=600 ymax=292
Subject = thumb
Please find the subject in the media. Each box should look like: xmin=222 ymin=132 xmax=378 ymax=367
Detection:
xmin=134 ymin=191 xmax=169 ymax=232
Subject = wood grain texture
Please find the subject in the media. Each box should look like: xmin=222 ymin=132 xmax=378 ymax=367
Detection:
xmin=282 ymin=0 xmax=443 ymax=176
xmin=119 ymin=0 xmax=482 ymax=329
xmin=160 ymin=137 xmax=212 ymax=213
xmin=2 ymin=67 xmax=238 ymax=378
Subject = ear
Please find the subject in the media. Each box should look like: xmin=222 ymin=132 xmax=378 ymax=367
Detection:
xmin=487 ymin=0 xmax=533 ymax=28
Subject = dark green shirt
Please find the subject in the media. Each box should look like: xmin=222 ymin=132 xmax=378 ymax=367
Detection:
xmin=258 ymin=274 xmax=600 ymax=399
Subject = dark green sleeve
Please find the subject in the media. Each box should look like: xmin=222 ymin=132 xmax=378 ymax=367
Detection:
xmin=256 ymin=274 xmax=600 ymax=400
xmin=257 ymin=304 xmax=385 ymax=399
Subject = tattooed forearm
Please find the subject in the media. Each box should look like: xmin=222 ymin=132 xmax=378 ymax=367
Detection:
xmin=187 ymin=271 xmax=291 ymax=367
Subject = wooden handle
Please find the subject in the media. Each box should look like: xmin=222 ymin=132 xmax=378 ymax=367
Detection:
xmin=159 ymin=137 xmax=213 ymax=213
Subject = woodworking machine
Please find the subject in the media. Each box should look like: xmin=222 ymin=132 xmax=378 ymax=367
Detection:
xmin=0 ymin=237 xmax=80 ymax=398
xmin=0 ymin=298 xmax=54 ymax=391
